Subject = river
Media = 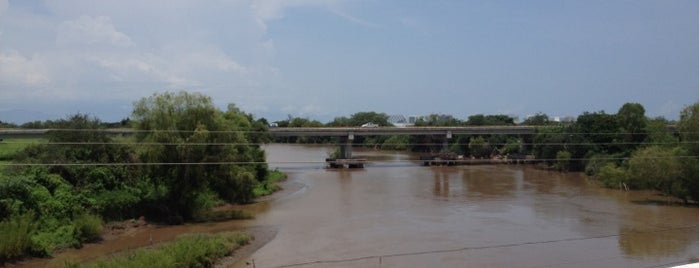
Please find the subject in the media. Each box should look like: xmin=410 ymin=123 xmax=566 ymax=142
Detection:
xmin=15 ymin=144 xmax=699 ymax=268
xmin=239 ymin=144 xmax=699 ymax=268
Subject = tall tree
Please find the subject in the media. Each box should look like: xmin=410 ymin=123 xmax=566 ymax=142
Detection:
xmin=132 ymin=91 xmax=266 ymax=220
xmin=616 ymin=103 xmax=647 ymax=152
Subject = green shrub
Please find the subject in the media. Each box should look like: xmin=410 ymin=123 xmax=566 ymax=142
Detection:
xmin=75 ymin=232 xmax=251 ymax=268
xmin=0 ymin=212 xmax=37 ymax=262
xmin=253 ymin=170 xmax=286 ymax=197
xmin=382 ymin=135 xmax=410 ymax=150
xmin=554 ymin=150 xmax=572 ymax=171
xmin=73 ymin=213 xmax=103 ymax=243
xmin=597 ymin=163 xmax=629 ymax=189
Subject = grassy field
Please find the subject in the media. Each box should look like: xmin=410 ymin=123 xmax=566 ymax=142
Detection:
xmin=0 ymin=138 xmax=45 ymax=171
xmin=0 ymin=138 xmax=45 ymax=161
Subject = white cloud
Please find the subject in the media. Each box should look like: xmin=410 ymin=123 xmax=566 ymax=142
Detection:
xmin=0 ymin=50 xmax=50 ymax=86
xmin=56 ymin=15 xmax=133 ymax=47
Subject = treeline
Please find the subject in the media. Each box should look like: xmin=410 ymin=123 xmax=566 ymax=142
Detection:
xmin=0 ymin=118 xmax=132 ymax=129
xmin=0 ymin=92 xmax=272 ymax=262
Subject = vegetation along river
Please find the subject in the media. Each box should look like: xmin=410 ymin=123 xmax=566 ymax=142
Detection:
xmin=17 ymin=144 xmax=699 ymax=268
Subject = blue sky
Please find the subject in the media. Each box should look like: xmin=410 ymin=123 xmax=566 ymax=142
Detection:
xmin=1 ymin=0 xmax=698 ymax=124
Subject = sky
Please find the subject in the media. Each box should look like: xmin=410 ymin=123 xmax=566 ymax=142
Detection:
xmin=1 ymin=0 xmax=698 ymax=124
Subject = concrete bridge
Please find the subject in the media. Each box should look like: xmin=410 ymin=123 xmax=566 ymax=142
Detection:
xmin=270 ymin=126 xmax=536 ymax=160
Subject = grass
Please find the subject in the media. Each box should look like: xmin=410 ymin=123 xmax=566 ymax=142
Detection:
xmin=253 ymin=170 xmax=287 ymax=197
xmin=0 ymin=212 xmax=38 ymax=262
xmin=0 ymin=138 xmax=45 ymax=161
xmin=68 ymin=231 xmax=251 ymax=268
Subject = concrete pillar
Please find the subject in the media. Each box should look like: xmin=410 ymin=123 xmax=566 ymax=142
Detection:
xmin=340 ymin=132 xmax=354 ymax=159
xmin=442 ymin=131 xmax=452 ymax=153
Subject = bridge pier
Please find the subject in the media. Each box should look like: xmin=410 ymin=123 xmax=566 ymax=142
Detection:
xmin=339 ymin=132 xmax=354 ymax=159
xmin=441 ymin=131 xmax=452 ymax=153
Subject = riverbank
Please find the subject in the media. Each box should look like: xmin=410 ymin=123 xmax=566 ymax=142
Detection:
xmin=3 ymin=173 xmax=301 ymax=268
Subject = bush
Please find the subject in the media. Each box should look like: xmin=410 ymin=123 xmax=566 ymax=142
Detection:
xmin=555 ymin=151 xmax=572 ymax=171
xmin=597 ymin=163 xmax=629 ymax=189
xmin=382 ymin=135 xmax=410 ymax=150
xmin=73 ymin=213 xmax=103 ymax=243
xmin=0 ymin=212 xmax=37 ymax=262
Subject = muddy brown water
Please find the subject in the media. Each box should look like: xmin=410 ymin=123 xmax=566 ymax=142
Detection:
xmin=13 ymin=144 xmax=699 ymax=268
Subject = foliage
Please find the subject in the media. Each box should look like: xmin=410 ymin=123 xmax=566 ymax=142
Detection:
xmin=523 ymin=113 xmax=551 ymax=126
xmin=0 ymin=212 xmax=37 ymax=262
xmin=253 ymin=169 xmax=286 ymax=197
xmin=616 ymin=103 xmax=647 ymax=152
xmin=532 ymin=126 xmax=569 ymax=164
xmin=0 ymin=120 xmax=18 ymax=128
xmin=554 ymin=150 xmax=572 ymax=171
xmin=500 ymin=137 xmax=522 ymax=155
xmin=573 ymin=111 xmax=619 ymax=154
xmin=596 ymin=163 xmax=629 ymax=188
xmin=468 ymin=136 xmax=491 ymax=158
xmin=678 ymin=102 xmax=699 ymax=156
xmin=645 ymin=117 xmax=678 ymax=145
xmin=0 ymin=139 xmax=44 ymax=162
xmin=72 ymin=231 xmax=251 ymax=268
xmin=466 ymin=114 xmax=515 ymax=126
xmin=132 ymin=91 xmax=267 ymax=219
xmin=627 ymin=146 xmax=687 ymax=199
xmin=414 ymin=114 xmax=461 ymax=126
xmin=382 ymin=135 xmax=410 ymax=150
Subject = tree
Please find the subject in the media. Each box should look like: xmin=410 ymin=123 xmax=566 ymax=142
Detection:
xmin=574 ymin=111 xmax=619 ymax=154
xmin=132 ymin=91 xmax=266 ymax=220
xmin=466 ymin=114 xmax=515 ymax=126
xmin=616 ymin=103 xmax=647 ymax=153
xmin=523 ymin=113 xmax=550 ymax=126
xmin=468 ymin=136 xmax=491 ymax=158
xmin=627 ymin=146 xmax=686 ymax=201
xmin=678 ymin=102 xmax=699 ymax=156
xmin=347 ymin=112 xmax=391 ymax=127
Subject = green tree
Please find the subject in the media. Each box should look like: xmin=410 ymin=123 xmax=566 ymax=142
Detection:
xmin=347 ymin=112 xmax=391 ymax=127
xmin=645 ymin=117 xmax=678 ymax=145
xmin=555 ymin=150 xmax=572 ymax=171
xmin=678 ymin=102 xmax=699 ymax=156
xmin=616 ymin=103 xmax=647 ymax=153
xmin=627 ymin=146 xmax=686 ymax=201
xmin=468 ymin=136 xmax=491 ymax=158
xmin=132 ymin=91 xmax=266 ymax=220
xmin=523 ymin=113 xmax=551 ymax=126
xmin=467 ymin=114 xmax=515 ymax=126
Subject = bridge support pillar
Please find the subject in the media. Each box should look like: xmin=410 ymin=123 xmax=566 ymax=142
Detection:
xmin=441 ymin=131 xmax=452 ymax=153
xmin=340 ymin=132 xmax=354 ymax=159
